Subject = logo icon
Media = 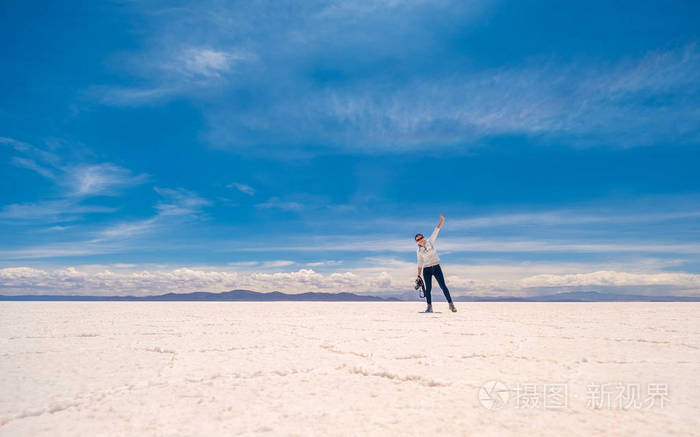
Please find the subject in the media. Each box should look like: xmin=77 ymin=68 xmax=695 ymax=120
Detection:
xmin=478 ymin=380 xmax=510 ymax=410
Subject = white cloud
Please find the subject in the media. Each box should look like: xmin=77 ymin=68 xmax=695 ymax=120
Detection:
xmin=247 ymin=269 xmax=360 ymax=291
xmin=371 ymin=271 xmax=393 ymax=288
xmin=95 ymin=86 xmax=177 ymax=106
xmin=262 ymin=260 xmax=295 ymax=267
xmin=5 ymin=139 xmax=149 ymax=196
xmin=199 ymin=41 xmax=699 ymax=153
xmin=0 ymin=266 xmax=361 ymax=295
xmin=225 ymin=236 xmax=700 ymax=255
xmin=591 ymin=43 xmax=698 ymax=95
xmin=153 ymin=187 xmax=211 ymax=217
xmin=291 ymin=45 xmax=699 ymax=150
xmin=446 ymin=210 xmax=700 ymax=229
xmin=98 ymin=218 xmax=158 ymax=239
xmin=93 ymin=3 xmax=699 ymax=152
xmin=519 ymin=270 xmax=700 ymax=288
xmin=96 ymin=187 xmax=211 ymax=240
xmin=2 ymin=263 xmax=698 ymax=297
xmin=96 ymin=47 xmax=255 ymax=105
xmin=317 ymin=0 xmax=451 ymax=17
xmin=0 ymin=186 xmax=214 ymax=259
xmin=306 ymin=260 xmax=343 ymax=266
xmin=0 ymin=244 xmax=115 ymax=260
xmin=4 ymin=201 xmax=699 ymax=261
xmin=255 ymin=197 xmax=304 ymax=211
xmin=11 ymin=156 xmax=57 ymax=179
xmin=43 ymin=225 xmax=73 ymax=232
xmin=179 ymin=48 xmax=237 ymax=78
xmin=62 ymin=163 xmax=149 ymax=197
xmin=227 ymin=261 xmax=259 ymax=267
xmin=64 ymin=0 xmax=700 ymax=155
xmin=227 ymin=182 xmax=255 ymax=195
xmin=1 ymin=138 xmax=149 ymax=223
xmin=1 ymin=137 xmax=61 ymax=167
xmin=0 ymin=267 xmax=239 ymax=295
xmin=0 ymin=199 xmax=117 ymax=223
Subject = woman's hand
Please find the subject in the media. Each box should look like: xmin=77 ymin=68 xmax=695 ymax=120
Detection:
xmin=438 ymin=214 xmax=445 ymax=227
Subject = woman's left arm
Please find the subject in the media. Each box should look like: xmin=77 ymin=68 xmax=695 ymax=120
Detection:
xmin=428 ymin=215 xmax=445 ymax=243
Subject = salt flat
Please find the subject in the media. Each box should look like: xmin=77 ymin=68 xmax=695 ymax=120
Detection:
xmin=0 ymin=302 xmax=698 ymax=436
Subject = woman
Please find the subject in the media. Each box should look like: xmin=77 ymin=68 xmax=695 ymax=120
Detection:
xmin=416 ymin=214 xmax=457 ymax=313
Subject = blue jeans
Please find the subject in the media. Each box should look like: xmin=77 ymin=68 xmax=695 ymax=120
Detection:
xmin=422 ymin=264 xmax=453 ymax=305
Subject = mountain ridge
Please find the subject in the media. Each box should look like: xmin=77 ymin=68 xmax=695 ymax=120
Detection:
xmin=0 ymin=289 xmax=399 ymax=301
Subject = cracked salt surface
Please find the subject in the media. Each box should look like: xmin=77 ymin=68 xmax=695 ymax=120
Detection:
xmin=0 ymin=302 xmax=698 ymax=436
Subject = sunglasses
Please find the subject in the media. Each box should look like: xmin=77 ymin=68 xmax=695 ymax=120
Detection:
xmin=415 ymin=236 xmax=424 ymax=242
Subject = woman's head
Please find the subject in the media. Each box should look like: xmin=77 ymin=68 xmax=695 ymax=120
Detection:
xmin=415 ymin=233 xmax=425 ymax=246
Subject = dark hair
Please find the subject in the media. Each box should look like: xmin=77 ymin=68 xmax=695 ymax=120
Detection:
xmin=414 ymin=233 xmax=423 ymax=240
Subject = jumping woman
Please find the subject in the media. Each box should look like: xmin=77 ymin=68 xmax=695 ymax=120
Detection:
xmin=416 ymin=214 xmax=457 ymax=313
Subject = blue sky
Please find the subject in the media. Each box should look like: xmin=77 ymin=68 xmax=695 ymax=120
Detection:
xmin=1 ymin=0 xmax=699 ymax=296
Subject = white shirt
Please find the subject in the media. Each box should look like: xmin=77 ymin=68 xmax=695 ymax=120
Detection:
xmin=417 ymin=226 xmax=441 ymax=268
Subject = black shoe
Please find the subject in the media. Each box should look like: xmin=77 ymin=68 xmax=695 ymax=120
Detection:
xmin=449 ymin=303 xmax=457 ymax=312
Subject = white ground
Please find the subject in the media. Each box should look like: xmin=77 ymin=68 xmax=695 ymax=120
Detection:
xmin=0 ymin=302 xmax=698 ymax=436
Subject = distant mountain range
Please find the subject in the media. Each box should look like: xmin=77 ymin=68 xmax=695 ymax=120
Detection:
xmin=0 ymin=289 xmax=399 ymax=302
xmin=452 ymin=291 xmax=700 ymax=302
xmin=0 ymin=289 xmax=698 ymax=302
